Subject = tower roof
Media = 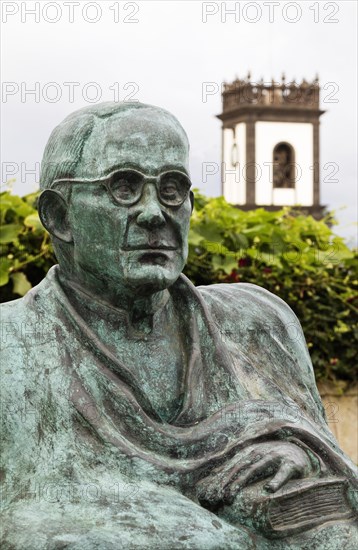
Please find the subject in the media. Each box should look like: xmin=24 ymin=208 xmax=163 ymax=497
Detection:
xmin=217 ymin=74 xmax=325 ymax=124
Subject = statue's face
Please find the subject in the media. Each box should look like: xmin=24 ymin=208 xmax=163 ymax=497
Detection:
xmin=65 ymin=116 xmax=192 ymax=296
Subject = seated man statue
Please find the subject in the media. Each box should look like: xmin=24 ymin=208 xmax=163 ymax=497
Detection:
xmin=1 ymin=102 xmax=357 ymax=549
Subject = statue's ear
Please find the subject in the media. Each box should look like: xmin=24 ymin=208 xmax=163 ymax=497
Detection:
xmin=189 ymin=190 xmax=194 ymax=212
xmin=38 ymin=190 xmax=73 ymax=243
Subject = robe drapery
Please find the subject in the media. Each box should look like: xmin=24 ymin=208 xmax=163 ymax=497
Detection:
xmin=1 ymin=266 xmax=357 ymax=549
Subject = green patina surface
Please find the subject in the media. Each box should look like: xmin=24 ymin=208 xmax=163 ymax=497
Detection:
xmin=1 ymin=102 xmax=357 ymax=549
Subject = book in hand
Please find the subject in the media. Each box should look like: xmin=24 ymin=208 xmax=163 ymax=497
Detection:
xmin=221 ymin=477 xmax=356 ymax=539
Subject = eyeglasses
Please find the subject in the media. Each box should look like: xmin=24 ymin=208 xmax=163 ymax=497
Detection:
xmin=51 ymin=169 xmax=192 ymax=207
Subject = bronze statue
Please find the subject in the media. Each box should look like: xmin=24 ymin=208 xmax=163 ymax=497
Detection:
xmin=1 ymin=102 xmax=357 ymax=549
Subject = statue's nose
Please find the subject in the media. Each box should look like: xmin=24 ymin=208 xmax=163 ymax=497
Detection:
xmin=135 ymin=183 xmax=166 ymax=229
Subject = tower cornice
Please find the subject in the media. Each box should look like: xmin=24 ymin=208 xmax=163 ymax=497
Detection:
xmin=217 ymin=104 xmax=325 ymax=126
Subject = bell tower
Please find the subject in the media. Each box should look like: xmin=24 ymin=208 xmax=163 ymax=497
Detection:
xmin=217 ymin=73 xmax=325 ymax=218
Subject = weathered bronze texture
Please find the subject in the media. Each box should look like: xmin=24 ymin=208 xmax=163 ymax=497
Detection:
xmin=1 ymin=102 xmax=357 ymax=549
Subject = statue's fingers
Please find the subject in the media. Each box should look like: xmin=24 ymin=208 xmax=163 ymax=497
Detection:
xmin=197 ymin=452 xmax=266 ymax=504
xmin=218 ymin=460 xmax=251 ymax=491
xmin=225 ymin=457 xmax=274 ymax=500
xmin=265 ymin=462 xmax=295 ymax=493
xmin=214 ymin=464 xmax=241 ymax=489
xmin=212 ymin=450 xmax=257 ymax=475
xmin=221 ymin=453 xmax=263 ymax=483
xmin=196 ymin=467 xmax=239 ymax=503
xmin=197 ymin=460 xmax=253 ymax=505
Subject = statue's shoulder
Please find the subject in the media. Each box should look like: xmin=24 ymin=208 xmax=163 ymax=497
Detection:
xmin=1 ymin=268 xmax=62 ymax=413
xmin=0 ymin=267 xmax=59 ymax=349
xmin=197 ymin=281 xmax=297 ymax=327
xmin=196 ymin=281 xmax=319 ymax=399
xmin=1 ymin=271 xmax=52 ymax=313
xmin=0 ymin=288 xmax=35 ymax=316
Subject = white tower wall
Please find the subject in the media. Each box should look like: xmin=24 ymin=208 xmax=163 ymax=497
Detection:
xmin=255 ymin=121 xmax=314 ymax=206
xmin=222 ymin=123 xmax=246 ymax=204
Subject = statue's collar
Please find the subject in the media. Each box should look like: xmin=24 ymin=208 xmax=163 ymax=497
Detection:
xmin=55 ymin=269 xmax=172 ymax=337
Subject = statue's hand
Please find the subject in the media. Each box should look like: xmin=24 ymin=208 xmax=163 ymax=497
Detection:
xmin=196 ymin=441 xmax=312 ymax=508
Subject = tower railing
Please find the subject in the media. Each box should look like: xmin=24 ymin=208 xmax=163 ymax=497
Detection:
xmin=222 ymin=75 xmax=320 ymax=112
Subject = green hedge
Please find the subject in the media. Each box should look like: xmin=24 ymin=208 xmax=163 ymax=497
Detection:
xmin=0 ymin=192 xmax=55 ymax=301
xmin=1 ymin=190 xmax=357 ymax=383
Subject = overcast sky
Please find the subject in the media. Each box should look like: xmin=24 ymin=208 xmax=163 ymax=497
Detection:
xmin=1 ymin=0 xmax=357 ymax=243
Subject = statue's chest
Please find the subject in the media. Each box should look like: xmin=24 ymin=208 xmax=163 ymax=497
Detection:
xmin=120 ymin=333 xmax=186 ymax=422
xmin=96 ymin=305 xmax=186 ymax=422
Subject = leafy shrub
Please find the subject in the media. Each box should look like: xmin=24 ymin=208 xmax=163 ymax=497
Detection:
xmin=0 ymin=191 xmax=55 ymax=302
xmin=1 ymin=190 xmax=357 ymax=383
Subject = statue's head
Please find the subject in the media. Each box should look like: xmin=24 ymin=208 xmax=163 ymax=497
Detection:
xmin=38 ymin=102 xmax=193 ymax=297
